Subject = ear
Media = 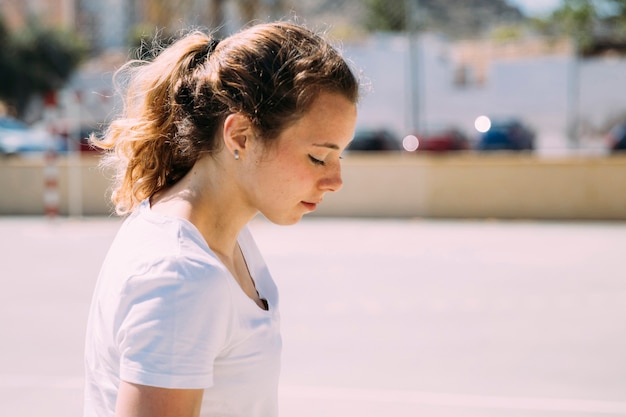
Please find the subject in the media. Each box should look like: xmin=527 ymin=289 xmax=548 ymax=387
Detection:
xmin=223 ymin=113 xmax=254 ymax=156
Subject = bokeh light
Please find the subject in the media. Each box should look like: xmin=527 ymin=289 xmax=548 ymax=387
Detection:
xmin=474 ymin=115 xmax=491 ymax=133
xmin=402 ymin=135 xmax=419 ymax=152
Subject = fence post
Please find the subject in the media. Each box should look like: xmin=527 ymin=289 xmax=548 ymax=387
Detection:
xmin=43 ymin=149 xmax=60 ymax=218
xmin=43 ymin=91 xmax=60 ymax=218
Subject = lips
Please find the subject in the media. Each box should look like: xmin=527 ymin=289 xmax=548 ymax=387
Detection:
xmin=301 ymin=200 xmax=321 ymax=211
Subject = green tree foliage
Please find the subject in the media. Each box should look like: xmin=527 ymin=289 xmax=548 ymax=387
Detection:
xmin=0 ymin=16 xmax=87 ymax=117
xmin=364 ymin=0 xmax=408 ymax=32
xmin=551 ymin=0 xmax=597 ymax=51
xmin=363 ymin=0 xmax=524 ymax=38
xmin=532 ymin=0 xmax=626 ymax=55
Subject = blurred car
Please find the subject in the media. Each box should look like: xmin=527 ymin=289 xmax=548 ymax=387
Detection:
xmin=346 ymin=128 xmax=402 ymax=152
xmin=476 ymin=118 xmax=535 ymax=151
xmin=409 ymin=125 xmax=470 ymax=152
xmin=0 ymin=116 xmax=66 ymax=155
xmin=33 ymin=118 xmax=102 ymax=153
xmin=606 ymin=120 xmax=626 ymax=153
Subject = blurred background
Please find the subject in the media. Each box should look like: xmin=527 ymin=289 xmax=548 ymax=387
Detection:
xmin=1 ymin=0 xmax=626 ymax=220
xmin=2 ymin=0 xmax=626 ymax=156
xmin=0 ymin=0 xmax=626 ymax=219
xmin=1 ymin=3 xmax=626 ymax=417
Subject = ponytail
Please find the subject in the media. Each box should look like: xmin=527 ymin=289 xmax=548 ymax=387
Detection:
xmin=93 ymin=32 xmax=220 ymax=215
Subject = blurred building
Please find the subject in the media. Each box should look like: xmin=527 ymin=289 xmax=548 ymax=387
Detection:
xmin=1 ymin=0 xmax=287 ymax=52
xmin=76 ymin=0 xmax=137 ymax=51
xmin=0 ymin=0 xmax=75 ymax=28
xmin=452 ymin=36 xmax=573 ymax=86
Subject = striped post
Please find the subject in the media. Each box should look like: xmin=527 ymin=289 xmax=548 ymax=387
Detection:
xmin=44 ymin=149 xmax=60 ymax=218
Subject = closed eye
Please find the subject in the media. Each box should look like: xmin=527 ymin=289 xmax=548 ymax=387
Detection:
xmin=308 ymin=155 xmax=326 ymax=166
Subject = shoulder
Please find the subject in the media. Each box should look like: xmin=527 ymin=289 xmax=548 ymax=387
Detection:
xmin=100 ymin=206 xmax=233 ymax=304
xmin=106 ymin=203 xmax=216 ymax=274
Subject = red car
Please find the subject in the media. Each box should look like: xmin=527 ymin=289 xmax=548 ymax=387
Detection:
xmin=409 ymin=125 xmax=470 ymax=152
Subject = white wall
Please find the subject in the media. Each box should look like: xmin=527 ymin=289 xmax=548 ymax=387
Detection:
xmin=343 ymin=34 xmax=626 ymax=152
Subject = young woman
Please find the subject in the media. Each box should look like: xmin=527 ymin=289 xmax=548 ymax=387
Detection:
xmin=83 ymin=21 xmax=359 ymax=417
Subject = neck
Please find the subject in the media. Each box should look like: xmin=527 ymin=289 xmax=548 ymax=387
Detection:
xmin=150 ymin=156 xmax=256 ymax=258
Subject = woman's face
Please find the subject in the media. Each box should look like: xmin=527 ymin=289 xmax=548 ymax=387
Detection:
xmin=242 ymin=91 xmax=357 ymax=225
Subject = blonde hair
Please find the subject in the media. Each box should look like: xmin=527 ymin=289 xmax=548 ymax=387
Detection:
xmin=93 ymin=22 xmax=359 ymax=215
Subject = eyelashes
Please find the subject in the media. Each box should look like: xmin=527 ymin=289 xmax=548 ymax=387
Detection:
xmin=308 ymin=154 xmax=345 ymax=166
xmin=308 ymin=155 xmax=326 ymax=166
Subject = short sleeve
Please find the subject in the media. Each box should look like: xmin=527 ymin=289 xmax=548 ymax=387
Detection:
xmin=116 ymin=255 xmax=233 ymax=389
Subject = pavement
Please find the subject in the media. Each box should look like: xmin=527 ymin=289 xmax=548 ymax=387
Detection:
xmin=1 ymin=215 xmax=626 ymax=417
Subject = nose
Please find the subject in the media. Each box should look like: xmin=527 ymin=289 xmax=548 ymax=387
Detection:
xmin=319 ymin=162 xmax=343 ymax=192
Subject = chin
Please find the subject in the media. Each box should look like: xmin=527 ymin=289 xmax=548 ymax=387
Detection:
xmin=263 ymin=211 xmax=304 ymax=226
xmin=275 ymin=217 xmax=303 ymax=226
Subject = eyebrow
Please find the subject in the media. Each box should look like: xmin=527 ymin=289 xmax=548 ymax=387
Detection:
xmin=312 ymin=142 xmax=340 ymax=150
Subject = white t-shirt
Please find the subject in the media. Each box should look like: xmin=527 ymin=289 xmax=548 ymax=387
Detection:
xmin=84 ymin=200 xmax=281 ymax=417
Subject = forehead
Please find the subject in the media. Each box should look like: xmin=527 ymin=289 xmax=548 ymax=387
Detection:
xmin=286 ymin=92 xmax=357 ymax=143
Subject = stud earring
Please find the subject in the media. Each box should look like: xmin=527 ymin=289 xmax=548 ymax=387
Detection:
xmin=234 ymin=149 xmax=240 ymax=160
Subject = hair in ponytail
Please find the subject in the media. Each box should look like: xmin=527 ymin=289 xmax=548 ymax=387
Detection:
xmin=94 ymin=22 xmax=360 ymax=215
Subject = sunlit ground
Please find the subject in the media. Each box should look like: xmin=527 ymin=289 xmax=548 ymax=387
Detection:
xmin=1 ymin=216 xmax=625 ymax=416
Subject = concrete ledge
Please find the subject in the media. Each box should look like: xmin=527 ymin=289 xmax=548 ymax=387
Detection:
xmin=316 ymin=153 xmax=626 ymax=220
xmin=0 ymin=154 xmax=114 ymax=216
xmin=1 ymin=153 xmax=625 ymax=220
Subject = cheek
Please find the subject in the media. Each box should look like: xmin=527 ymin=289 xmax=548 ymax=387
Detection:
xmin=264 ymin=163 xmax=313 ymax=201
xmin=254 ymin=146 xmax=315 ymax=198
xmin=264 ymin=149 xmax=304 ymax=181
xmin=273 ymin=166 xmax=306 ymax=193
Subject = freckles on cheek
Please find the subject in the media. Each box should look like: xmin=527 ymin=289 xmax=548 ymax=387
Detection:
xmin=264 ymin=149 xmax=310 ymax=196
xmin=290 ymin=167 xmax=312 ymax=187
xmin=272 ymin=169 xmax=306 ymax=201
